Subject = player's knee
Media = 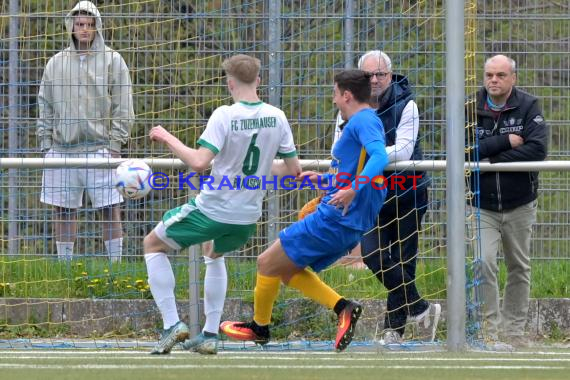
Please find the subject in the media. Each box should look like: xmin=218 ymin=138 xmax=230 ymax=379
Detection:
xmin=257 ymin=252 xmax=280 ymax=276
xmin=256 ymin=254 xmax=269 ymax=273
xmin=143 ymin=233 xmax=158 ymax=253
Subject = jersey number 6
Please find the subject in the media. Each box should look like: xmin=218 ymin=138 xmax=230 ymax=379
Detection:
xmin=242 ymin=133 xmax=260 ymax=176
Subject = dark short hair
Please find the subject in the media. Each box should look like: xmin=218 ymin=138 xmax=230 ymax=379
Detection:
xmin=334 ymin=70 xmax=372 ymax=103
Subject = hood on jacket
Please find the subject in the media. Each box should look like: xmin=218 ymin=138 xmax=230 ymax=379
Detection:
xmin=65 ymin=1 xmax=105 ymax=52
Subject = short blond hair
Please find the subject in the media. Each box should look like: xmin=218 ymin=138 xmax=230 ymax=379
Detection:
xmin=222 ymin=54 xmax=260 ymax=84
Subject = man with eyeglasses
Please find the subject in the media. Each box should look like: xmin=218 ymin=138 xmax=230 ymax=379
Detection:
xmin=473 ymin=54 xmax=547 ymax=350
xmin=332 ymin=50 xmax=439 ymax=345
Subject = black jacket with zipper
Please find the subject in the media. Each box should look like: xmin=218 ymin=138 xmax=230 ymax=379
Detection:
xmin=472 ymin=86 xmax=548 ymax=211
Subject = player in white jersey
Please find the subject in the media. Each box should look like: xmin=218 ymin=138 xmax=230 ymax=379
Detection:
xmin=195 ymin=100 xmax=297 ymax=224
xmin=144 ymin=54 xmax=301 ymax=355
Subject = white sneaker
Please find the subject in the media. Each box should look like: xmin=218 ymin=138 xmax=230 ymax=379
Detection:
xmin=408 ymin=303 xmax=441 ymax=342
xmin=380 ymin=330 xmax=403 ymax=345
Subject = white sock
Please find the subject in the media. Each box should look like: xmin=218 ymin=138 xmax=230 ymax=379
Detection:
xmin=145 ymin=252 xmax=179 ymax=330
xmin=56 ymin=241 xmax=74 ymax=261
xmin=105 ymin=238 xmax=123 ymax=263
xmin=202 ymin=256 xmax=227 ymax=335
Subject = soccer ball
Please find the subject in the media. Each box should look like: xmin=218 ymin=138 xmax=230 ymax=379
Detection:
xmin=115 ymin=159 xmax=152 ymax=200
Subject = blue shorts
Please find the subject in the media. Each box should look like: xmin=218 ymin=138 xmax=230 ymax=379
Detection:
xmin=279 ymin=209 xmax=362 ymax=272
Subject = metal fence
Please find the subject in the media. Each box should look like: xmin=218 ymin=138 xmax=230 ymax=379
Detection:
xmin=2 ymin=0 xmax=568 ymax=257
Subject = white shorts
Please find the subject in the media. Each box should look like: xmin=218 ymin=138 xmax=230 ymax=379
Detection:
xmin=41 ymin=149 xmax=123 ymax=209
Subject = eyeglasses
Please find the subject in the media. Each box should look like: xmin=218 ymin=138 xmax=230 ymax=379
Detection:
xmin=368 ymin=71 xmax=390 ymax=79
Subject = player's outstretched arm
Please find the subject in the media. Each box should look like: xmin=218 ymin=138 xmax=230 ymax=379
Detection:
xmin=150 ymin=125 xmax=214 ymax=171
xmin=272 ymin=156 xmax=302 ymax=177
xmin=285 ymin=156 xmax=302 ymax=177
xmin=328 ymin=140 xmax=389 ymax=215
xmin=295 ymin=170 xmax=321 ymax=184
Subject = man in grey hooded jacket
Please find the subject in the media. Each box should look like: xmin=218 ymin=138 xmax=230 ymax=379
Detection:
xmin=37 ymin=1 xmax=134 ymax=262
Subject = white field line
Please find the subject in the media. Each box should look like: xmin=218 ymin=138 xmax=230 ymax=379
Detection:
xmin=1 ymin=355 xmax=569 ymax=363
xmin=0 ymin=364 xmax=567 ymax=370
xmin=0 ymin=350 xmax=569 ymax=356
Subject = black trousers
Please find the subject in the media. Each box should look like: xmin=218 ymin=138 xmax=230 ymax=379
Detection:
xmin=361 ymin=187 xmax=429 ymax=335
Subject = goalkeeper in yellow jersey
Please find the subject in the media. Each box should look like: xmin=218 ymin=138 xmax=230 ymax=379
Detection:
xmin=221 ymin=70 xmax=389 ymax=351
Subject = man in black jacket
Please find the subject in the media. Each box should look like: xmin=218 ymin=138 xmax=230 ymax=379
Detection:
xmin=474 ymin=54 xmax=547 ymax=349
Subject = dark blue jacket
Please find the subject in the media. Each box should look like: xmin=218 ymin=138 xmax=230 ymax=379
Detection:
xmin=377 ymin=74 xmax=430 ymax=207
